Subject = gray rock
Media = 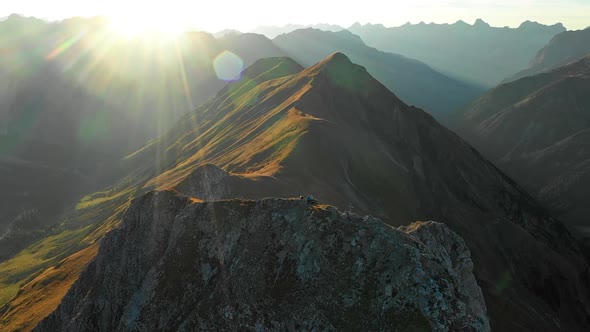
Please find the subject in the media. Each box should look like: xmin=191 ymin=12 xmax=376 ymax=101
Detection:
xmin=36 ymin=190 xmax=490 ymax=332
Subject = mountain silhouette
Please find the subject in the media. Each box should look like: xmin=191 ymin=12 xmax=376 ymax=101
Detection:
xmin=251 ymin=23 xmax=345 ymax=39
xmin=348 ymin=20 xmax=565 ymax=86
xmin=273 ymin=28 xmax=484 ymax=116
xmin=506 ymin=27 xmax=590 ymax=82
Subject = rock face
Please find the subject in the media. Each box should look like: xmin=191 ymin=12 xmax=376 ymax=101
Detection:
xmin=35 ymin=190 xmax=490 ymax=332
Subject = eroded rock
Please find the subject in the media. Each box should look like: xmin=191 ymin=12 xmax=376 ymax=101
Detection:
xmin=36 ymin=190 xmax=489 ymax=331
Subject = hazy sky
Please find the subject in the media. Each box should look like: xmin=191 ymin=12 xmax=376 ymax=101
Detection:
xmin=2 ymin=0 xmax=589 ymax=32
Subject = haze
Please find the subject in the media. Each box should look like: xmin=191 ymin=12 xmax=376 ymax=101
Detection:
xmin=3 ymin=0 xmax=589 ymax=32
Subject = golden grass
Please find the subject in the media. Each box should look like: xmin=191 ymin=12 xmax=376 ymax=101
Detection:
xmin=0 ymin=186 xmax=132 ymax=331
xmin=76 ymin=187 xmax=136 ymax=210
xmin=0 ymin=244 xmax=99 ymax=332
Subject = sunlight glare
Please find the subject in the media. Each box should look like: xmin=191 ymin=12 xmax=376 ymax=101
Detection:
xmin=107 ymin=7 xmax=186 ymax=38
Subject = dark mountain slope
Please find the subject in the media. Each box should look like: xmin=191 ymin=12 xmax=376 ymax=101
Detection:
xmin=120 ymin=53 xmax=590 ymax=331
xmin=455 ymin=55 xmax=590 ymax=236
xmin=349 ymin=20 xmax=565 ymax=86
xmin=507 ymin=27 xmax=590 ymax=82
xmin=272 ymin=28 xmax=483 ymax=116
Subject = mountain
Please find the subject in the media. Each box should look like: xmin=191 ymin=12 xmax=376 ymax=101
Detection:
xmin=506 ymin=27 xmax=590 ymax=82
xmin=0 ymin=16 xmax=287 ymax=260
xmin=348 ymin=20 xmax=565 ymax=86
xmin=273 ymin=28 xmax=484 ymax=116
xmin=2 ymin=53 xmax=590 ymax=331
xmin=127 ymin=52 xmax=590 ymax=330
xmin=251 ymin=23 xmax=345 ymax=39
xmin=454 ymin=55 xmax=590 ymax=248
xmin=35 ymin=191 xmax=490 ymax=331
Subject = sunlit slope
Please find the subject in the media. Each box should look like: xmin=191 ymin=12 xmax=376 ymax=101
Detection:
xmin=0 ymin=184 xmax=135 ymax=332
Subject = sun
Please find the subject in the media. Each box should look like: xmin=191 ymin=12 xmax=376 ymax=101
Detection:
xmin=106 ymin=10 xmax=186 ymax=38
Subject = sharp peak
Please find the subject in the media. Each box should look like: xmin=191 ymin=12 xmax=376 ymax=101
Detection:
xmin=302 ymin=52 xmax=381 ymax=91
xmin=322 ymin=52 xmax=352 ymax=64
xmin=474 ymin=18 xmax=490 ymax=27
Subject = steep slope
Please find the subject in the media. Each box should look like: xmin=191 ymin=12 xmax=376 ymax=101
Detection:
xmin=36 ymin=190 xmax=490 ymax=332
xmin=507 ymin=27 xmax=590 ymax=82
xmin=349 ymin=20 xmax=565 ymax=86
xmin=120 ymin=53 xmax=590 ymax=331
xmin=455 ymin=55 xmax=590 ymax=236
xmin=273 ymin=28 xmax=483 ymax=116
xmin=0 ymin=15 xmax=288 ymax=260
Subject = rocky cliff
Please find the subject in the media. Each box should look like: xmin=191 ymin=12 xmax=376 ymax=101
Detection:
xmin=36 ymin=190 xmax=490 ymax=332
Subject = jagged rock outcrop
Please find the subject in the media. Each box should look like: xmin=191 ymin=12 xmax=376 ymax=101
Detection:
xmin=36 ymin=190 xmax=490 ymax=331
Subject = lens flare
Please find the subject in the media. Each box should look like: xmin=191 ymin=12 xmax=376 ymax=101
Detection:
xmin=213 ymin=51 xmax=244 ymax=81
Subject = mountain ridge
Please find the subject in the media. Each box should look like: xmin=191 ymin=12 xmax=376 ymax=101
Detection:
xmin=35 ymin=190 xmax=491 ymax=331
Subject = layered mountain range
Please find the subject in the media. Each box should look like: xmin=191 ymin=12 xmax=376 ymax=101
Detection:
xmin=273 ymin=28 xmax=483 ymax=115
xmin=506 ymin=27 xmax=590 ymax=82
xmin=348 ymin=20 xmax=565 ymax=86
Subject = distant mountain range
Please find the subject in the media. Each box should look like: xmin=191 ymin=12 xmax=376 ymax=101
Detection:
xmin=348 ymin=19 xmax=565 ymax=86
xmin=455 ymin=55 xmax=590 ymax=249
xmin=251 ymin=23 xmax=344 ymax=38
xmin=505 ymin=27 xmax=590 ymax=82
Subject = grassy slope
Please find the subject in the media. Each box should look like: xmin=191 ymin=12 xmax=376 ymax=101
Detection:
xmin=0 ymin=185 xmax=134 ymax=331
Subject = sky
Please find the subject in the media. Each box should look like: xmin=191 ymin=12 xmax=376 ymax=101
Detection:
xmin=2 ymin=0 xmax=589 ymax=32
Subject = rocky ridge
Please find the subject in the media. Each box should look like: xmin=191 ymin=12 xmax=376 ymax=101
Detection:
xmin=36 ymin=190 xmax=490 ymax=332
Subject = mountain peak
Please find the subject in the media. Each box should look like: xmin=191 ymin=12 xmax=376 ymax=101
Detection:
xmin=320 ymin=51 xmax=353 ymax=66
xmin=474 ymin=18 xmax=490 ymax=28
xmin=306 ymin=52 xmax=374 ymax=88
